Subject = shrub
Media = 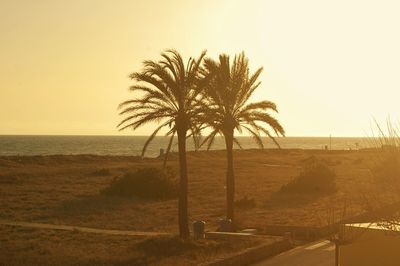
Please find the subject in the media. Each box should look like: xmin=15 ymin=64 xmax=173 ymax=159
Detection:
xmin=280 ymin=157 xmax=336 ymax=194
xmin=101 ymin=167 xmax=178 ymax=199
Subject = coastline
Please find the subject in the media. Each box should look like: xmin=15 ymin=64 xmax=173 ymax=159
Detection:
xmin=0 ymin=136 xmax=371 ymax=157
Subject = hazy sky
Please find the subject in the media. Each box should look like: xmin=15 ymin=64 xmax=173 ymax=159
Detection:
xmin=1 ymin=0 xmax=399 ymax=136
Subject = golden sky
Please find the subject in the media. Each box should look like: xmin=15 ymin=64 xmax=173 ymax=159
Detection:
xmin=1 ymin=0 xmax=399 ymax=136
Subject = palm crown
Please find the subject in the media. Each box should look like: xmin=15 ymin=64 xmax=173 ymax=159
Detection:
xmin=200 ymin=52 xmax=285 ymax=149
xmin=118 ymin=49 xmax=206 ymax=157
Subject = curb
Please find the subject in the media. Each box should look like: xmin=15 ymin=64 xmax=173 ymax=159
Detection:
xmin=0 ymin=220 xmax=169 ymax=237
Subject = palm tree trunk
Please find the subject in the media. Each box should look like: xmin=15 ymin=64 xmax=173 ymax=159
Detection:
xmin=224 ymin=130 xmax=235 ymax=223
xmin=177 ymin=127 xmax=190 ymax=239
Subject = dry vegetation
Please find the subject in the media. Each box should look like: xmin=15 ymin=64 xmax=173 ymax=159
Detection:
xmin=0 ymin=224 xmax=265 ymax=265
xmin=0 ymin=149 xmax=396 ymax=264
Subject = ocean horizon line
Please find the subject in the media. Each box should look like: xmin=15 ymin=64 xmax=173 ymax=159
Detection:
xmin=0 ymin=135 xmax=372 ymax=157
xmin=0 ymin=134 xmax=369 ymax=138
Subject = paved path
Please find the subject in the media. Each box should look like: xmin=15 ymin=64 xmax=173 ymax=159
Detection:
xmin=253 ymin=240 xmax=335 ymax=266
xmin=0 ymin=220 xmax=170 ymax=237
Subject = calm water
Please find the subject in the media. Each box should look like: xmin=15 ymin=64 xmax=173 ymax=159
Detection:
xmin=0 ymin=135 xmax=372 ymax=157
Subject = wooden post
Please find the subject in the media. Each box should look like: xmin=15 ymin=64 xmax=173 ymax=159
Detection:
xmin=335 ymin=241 xmax=339 ymax=266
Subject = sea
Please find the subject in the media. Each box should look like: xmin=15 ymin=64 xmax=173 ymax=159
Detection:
xmin=0 ymin=135 xmax=373 ymax=157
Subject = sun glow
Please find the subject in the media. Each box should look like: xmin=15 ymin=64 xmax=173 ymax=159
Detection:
xmin=1 ymin=0 xmax=399 ymax=136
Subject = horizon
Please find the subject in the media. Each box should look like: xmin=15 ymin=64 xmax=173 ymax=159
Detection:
xmin=0 ymin=134 xmax=372 ymax=138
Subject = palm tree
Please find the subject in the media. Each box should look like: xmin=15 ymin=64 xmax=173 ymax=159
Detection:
xmin=199 ymin=52 xmax=285 ymax=226
xmin=118 ymin=49 xmax=206 ymax=239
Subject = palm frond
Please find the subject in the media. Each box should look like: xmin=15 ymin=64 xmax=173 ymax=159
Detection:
xmin=141 ymin=120 xmax=171 ymax=157
xmin=200 ymin=129 xmax=220 ymax=151
xmin=241 ymin=125 xmax=264 ymax=149
xmin=244 ymin=112 xmax=285 ymax=136
xmin=233 ymin=137 xmax=243 ymax=149
xmin=240 ymin=101 xmax=277 ymax=113
xmin=163 ymin=131 xmax=176 ymax=168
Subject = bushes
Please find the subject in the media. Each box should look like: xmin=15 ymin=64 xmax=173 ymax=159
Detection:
xmin=102 ymin=167 xmax=178 ymax=199
xmin=280 ymin=157 xmax=337 ymax=195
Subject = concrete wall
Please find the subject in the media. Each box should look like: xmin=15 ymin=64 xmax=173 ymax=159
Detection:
xmin=339 ymin=225 xmax=400 ymax=266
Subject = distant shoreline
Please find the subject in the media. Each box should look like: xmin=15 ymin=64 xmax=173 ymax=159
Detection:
xmin=0 ymin=148 xmax=375 ymax=161
xmin=0 ymin=136 xmax=372 ymax=157
xmin=0 ymin=134 xmax=367 ymax=138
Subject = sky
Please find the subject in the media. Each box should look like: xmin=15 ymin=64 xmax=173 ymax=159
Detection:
xmin=1 ymin=0 xmax=399 ymax=137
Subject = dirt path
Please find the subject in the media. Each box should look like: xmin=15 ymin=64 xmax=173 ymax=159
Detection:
xmin=0 ymin=220 xmax=170 ymax=237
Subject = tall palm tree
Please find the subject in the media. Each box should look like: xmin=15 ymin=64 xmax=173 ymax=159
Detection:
xmin=118 ymin=49 xmax=206 ymax=239
xmin=199 ymin=52 xmax=285 ymax=225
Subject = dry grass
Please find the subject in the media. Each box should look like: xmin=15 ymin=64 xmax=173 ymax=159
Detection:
xmin=0 ymin=149 xmax=395 ymax=264
xmin=0 ymin=224 xmax=263 ymax=265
